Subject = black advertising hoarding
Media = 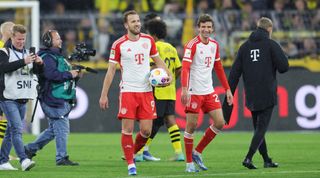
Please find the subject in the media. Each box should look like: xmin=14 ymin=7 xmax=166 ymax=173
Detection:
xmin=39 ymin=69 xmax=320 ymax=132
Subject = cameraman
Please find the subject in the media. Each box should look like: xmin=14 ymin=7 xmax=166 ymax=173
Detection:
xmin=24 ymin=30 xmax=80 ymax=166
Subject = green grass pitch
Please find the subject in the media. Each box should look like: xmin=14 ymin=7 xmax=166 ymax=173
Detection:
xmin=0 ymin=132 xmax=319 ymax=178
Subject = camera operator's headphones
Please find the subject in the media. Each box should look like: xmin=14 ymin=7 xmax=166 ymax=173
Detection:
xmin=42 ymin=30 xmax=55 ymax=48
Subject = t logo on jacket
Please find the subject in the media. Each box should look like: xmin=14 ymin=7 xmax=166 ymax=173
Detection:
xmin=250 ymin=49 xmax=260 ymax=62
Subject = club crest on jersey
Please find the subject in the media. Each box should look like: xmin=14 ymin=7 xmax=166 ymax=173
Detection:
xmin=127 ymin=48 xmax=132 ymax=52
xmin=142 ymin=43 xmax=148 ymax=49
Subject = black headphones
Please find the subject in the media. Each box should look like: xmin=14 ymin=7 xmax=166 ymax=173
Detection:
xmin=42 ymin=30 xmax=53 ymax=48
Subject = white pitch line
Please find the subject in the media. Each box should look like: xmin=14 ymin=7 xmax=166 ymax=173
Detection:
xmin=118 ymin=170 xmax=320 ymax=178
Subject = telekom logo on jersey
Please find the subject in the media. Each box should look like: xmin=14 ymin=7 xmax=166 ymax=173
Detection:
xmin=135 ymin=53 xmax=144 ymax=64
xmin=205 ymin=57 xmax=212 ymax=67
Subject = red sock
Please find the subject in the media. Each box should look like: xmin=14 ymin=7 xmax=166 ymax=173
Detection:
xmin=195 ymin=126 xmax=217 ymax=154
xmin=134 ymin=132 xmax=148 ymax=154
xmin=121 ymin=133 xmax=134 ymax=165
xmin=184 ymin=136 xmax=193 ymax=163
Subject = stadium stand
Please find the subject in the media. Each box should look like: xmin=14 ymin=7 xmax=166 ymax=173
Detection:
xmin=0 ymin=0 xmax=318 ymax=70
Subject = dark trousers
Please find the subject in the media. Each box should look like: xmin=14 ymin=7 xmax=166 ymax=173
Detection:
xmin=245 ymin=106 xmax=274 ymax=161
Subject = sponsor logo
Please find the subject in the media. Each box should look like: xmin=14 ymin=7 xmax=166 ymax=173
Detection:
xmin=250 ymin=49 xmax=260 ymax=62
xmin=110 ymin=49 xmax=115 ymax=58
xmin=184 ymin=49 xmax=191 ymax=58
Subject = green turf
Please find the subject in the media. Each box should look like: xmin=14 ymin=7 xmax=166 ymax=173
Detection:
xmin=0 ymin=132 xmax=319 ymax=178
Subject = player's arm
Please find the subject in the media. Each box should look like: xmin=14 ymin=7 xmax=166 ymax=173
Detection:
xmin=99 ymin=62 xmax=116 ymax=110
xmin=180 ymin=45 xmax=194 ymax=106
xmin=213 ymin=43 xmax=233 ymax=105
xmin=214 ymin=59 xmax=232 ymax=106
xmin=181 ymin=60 xmax=191 ymax=106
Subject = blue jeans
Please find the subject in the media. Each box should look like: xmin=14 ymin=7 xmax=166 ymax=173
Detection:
xmin=0 ymin=100 xmax=28 ymax=164
xmin=25 ymin=101 xmax=71 ymax=162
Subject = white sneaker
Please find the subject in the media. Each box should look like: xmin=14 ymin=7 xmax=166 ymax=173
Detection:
xmin=21 ymin=158 xmax=35 ymax=171
xmin=185 ymin=162 xmax=199 ymax=173
xmin=0 ymin=162 xmax=18 ymax=170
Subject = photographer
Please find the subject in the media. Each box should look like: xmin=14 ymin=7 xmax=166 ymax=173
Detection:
xmin=0 ymin=24 xmax=42 ymax=171
xmin=24 ymin=30 xmax=80 ymax=166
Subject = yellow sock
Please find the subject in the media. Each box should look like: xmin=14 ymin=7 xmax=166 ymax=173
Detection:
xmin=168 ymin=124 xmax=182 ymax=154
xmin=0 ymin=119 xmax=8 ymax=144
xmin=137 ymin=138 xmax=153 ymax=154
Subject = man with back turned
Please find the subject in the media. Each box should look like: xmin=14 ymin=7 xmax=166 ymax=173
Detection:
xmin=224 ymin=17 xmax=289 ymax=169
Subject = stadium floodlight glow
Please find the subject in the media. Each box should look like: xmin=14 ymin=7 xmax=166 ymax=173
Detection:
xmin=0 ymin=1 xmax=40 ymax=135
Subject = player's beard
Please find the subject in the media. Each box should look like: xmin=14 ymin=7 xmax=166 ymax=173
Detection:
xmin=129 ymin=26 xmax=140 ymax=35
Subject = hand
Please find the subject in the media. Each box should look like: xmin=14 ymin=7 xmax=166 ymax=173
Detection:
xmin=181 ymin=87 xmax=190 ymax=106
xmin=226 ymin=89 xmax=233 ymax=106
xmin=69 ymin=70 xmax=80 ymax=78
xmin=77 ymin=70 xmax=84 ymax=78
xmin=34 ymin=56 xmax=43 ymax=65
xmin=24 ymin=54 xmax=36 ymax=64
xmin=99 ymin=96 xmax=109 ymax=110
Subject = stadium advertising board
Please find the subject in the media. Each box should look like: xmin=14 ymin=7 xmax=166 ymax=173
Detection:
xmin=38 ymin=69 xmax=320 ymax=132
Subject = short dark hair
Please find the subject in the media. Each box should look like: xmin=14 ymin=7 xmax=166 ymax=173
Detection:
xmin=123 ymin=10 xmax=138 ymax=23
xmin=147 ymin=19 xmax=167 ymax=39
xmin=144 ymin=12 xmax=160 ymax=32
xmin=197 ymin=14 xmax=214 ymax=28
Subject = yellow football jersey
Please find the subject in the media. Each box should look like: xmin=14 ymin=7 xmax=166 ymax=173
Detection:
xmin=0 ymin=40 xmax=4 ymax=48
xmin=151 ymin=41 xmax=181 ymax=100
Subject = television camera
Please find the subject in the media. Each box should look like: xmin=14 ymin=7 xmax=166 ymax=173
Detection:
xmin=68 ymin=43 xmax=98 ymax=74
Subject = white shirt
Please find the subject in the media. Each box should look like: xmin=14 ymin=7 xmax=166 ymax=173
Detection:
xmin=109 ymin=33 xmax=158 ymax=92
xmin=182 ymin=36 xmax=220 ymax=95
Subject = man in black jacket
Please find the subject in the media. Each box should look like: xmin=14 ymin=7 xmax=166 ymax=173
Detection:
xmin=224 ymin=17 xmax=289 ymax=169
xmin=0 ymin=24 xmax=43 ymax=171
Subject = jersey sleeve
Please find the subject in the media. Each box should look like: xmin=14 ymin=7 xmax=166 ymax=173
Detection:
xmin=215 ymin=42 xmax=220 ymax=61
xmin=182 ymin=43 xmax=196 ymax=63
xmin=109 ymin=42 xmax=121 ymax=63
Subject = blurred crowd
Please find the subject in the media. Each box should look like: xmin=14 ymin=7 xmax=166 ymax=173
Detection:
xmin=0 ymin=0 xmax=319 ymax=61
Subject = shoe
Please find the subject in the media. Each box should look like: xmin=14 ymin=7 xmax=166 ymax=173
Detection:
xmin=128 ymin=167 xmax=137 ymax=176
xmin=56 ymin=156 xmax=79 ymax=166
xmin=192 ymin=152 xmax=208 ymax=170
xmin=24 ymin=146 xmax=36 ymax=159
xmin=143 ymin=151 xmax=160 ymax=161
xmin=0 ymin=162 xmax=18 ymax=170
xmin=185 ymin=163 xmax=199 ymax=173
xmin=21 ymin=158 xmax=35 ymax=171
xmin=170 ymin=153 xmax=185 ymax=161
xmin=264 ymin=158 xmax=278 ymax=168
xmin=242 ymin=158 xmax=257 ymax=169
xmin=134 ymin=154 xmax=144 ymax=162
